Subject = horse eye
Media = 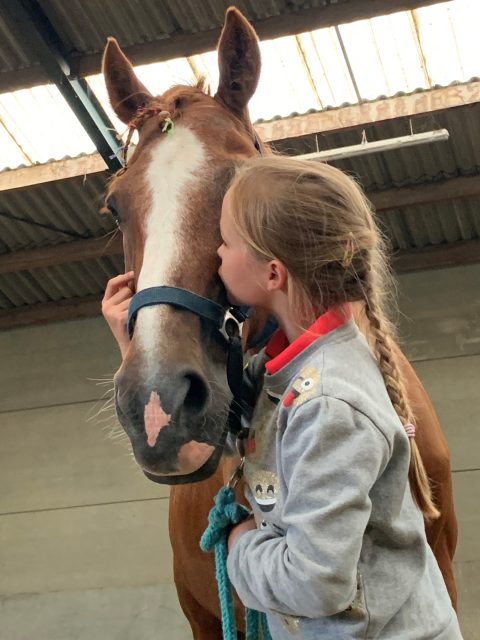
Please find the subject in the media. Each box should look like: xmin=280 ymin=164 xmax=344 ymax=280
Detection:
xmin=100 ymin=202 xmax=121 ymax=227
xmin=107 ymin=205 xmax=121 ymax=227
xmin=174 ymin=97 xmax=183 ymax=109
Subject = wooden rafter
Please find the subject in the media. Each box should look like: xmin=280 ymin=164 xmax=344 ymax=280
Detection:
xmin=254 ymin=82 xmax=480 ymax=142
xmin=0 ymin=156 xmax=107 ymax=192
xmin=369 ymin=175 xmax=480 ymax=212
xmin=0 ymin=234 xmax=123 ymax=275
xmin=394 ymin=238 xmax=480 ymax=273
xmin=0 ymin=174 xmax=479 ymax=277
xmin=1 ymin=237 xmax=479 ymax=330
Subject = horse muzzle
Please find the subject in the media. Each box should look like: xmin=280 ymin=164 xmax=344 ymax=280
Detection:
xmin=114 ymin=366 xmax=228 ymax=482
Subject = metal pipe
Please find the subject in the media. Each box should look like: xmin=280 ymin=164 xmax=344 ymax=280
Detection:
xmin=296 ymin=129 xmax=449 ymax=162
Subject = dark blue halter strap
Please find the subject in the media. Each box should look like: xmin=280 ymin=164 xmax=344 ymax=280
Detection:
xmin=127 ymin=286 xmax=225 ymax=337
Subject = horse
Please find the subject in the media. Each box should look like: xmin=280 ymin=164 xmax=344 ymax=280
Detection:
xmin=101 ymin=8 xmax=458 ymax=638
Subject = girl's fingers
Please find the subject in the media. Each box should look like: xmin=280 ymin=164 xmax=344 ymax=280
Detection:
xmin=104 ymin=272 xmax=135 ymax=300
xmin=106 ymin=285 xmax=134 ymax=306
xmin=119 ymin=299 xmax=131 ymax=311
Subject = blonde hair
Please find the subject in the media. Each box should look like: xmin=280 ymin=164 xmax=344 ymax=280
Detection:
xmin=229 ymin=156 xmax=439 ymax=520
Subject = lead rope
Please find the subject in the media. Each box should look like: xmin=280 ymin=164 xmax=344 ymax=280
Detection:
xmin=200 ymin=460 xmax=272 ymax=640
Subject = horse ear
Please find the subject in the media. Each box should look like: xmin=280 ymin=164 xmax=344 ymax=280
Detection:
xmin=214 ymin=7 xmax=261 ymax=118
xmin=102 ymin=38 xmax=152 ymax=124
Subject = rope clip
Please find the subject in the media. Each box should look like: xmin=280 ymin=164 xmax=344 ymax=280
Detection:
xmin=226 ymin=457 xmax=245 ymax=490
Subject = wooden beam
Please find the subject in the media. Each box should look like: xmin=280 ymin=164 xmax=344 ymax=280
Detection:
xmin=0 ymin=295 xmax=102 ymax=330
xmin=393 ymin=239 xmax=480 ymax=273
xmin=2 ymin=236 xmax=479 ymax=330
xmin=0 ymin=172 xmax=479 ymax=277
xmin=0 ymin=234 xmax=123 ymax=275
xmin=255 ymin=81 xmax=480 ymax=142
xmin=0 ymin=155 xmax=108 ymax=192
xmin=370 ymin=175 xmax=480 ymax=212
xmin=2 ymin=0 xmax=450 ymax=93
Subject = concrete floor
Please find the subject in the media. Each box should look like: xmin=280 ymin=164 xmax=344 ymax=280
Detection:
xmin=1 ymin=263 xmax=479 ymax=639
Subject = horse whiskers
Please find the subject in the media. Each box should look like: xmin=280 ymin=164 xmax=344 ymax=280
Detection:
xmin=101 ymin=421 xmax=130 ymax=442
xmin=86 ymin=399 xmax=116 ymax=422
xmin=96 ymin=414 xmax=119 ymax=428
xmin=86 ymin=375 xmax=115 ymax=385
xmin=109 ymin=431 xmax=130 ymax=443
xmin=192 ymin=406 xmax=231 ymax=449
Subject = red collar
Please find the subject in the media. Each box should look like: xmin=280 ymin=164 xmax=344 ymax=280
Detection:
xmin=264 ymin=305 xmax=351 ymax=375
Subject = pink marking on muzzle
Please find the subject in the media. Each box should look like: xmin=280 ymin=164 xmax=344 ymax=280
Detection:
xmin=143 ymin=391 xmax=215 ymax=474
xmin=144 ymin=391 xmax=171 ymax=446
xmin=176 ymin=441 xmax=215 ymax=474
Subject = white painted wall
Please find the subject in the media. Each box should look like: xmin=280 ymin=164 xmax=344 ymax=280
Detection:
xmin=1 ymin=264 xmax=479 ymax=639
xmin=0 ymin=319 xmax=191 ymax=640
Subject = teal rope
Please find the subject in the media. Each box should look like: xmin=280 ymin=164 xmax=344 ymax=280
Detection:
xmin=200 ymin=486 xmax=272 ymax=640
xmin=245 ymin=608 xmax=259 ymax=640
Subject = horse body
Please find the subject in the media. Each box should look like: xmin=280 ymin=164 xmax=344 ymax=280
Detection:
xmin=102 ymin=8 xmax=457 ymax=638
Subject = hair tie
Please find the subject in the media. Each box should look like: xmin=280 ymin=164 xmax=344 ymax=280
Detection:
xmin=404 ymin=422 xmax=416 ymax=438
xmin=342 ymin=233 xmax=355 ymax=268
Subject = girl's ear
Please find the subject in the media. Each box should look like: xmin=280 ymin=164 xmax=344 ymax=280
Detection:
xmin=266 ymin=259 xmax=288 ymax=292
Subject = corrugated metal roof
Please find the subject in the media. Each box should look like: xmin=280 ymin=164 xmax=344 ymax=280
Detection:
xmin=0 ymin=101 xmax=478 ymax=269
xmin=2 ymin=1 xmax=480 ymax=171
xmin=0 ymin=0 xmax=351 ymax=78
xmin=276 ymin=101 xmax=480 ymax=186
xmin=382 ymin=198 xmax=480 ymax=250
xmin=1 ymin=1 xmax=479 ymax=318
xmin=0 ymin=173 xmax=111 ymax=253
xmin=0 ymin=255 xmax=124 ymax=309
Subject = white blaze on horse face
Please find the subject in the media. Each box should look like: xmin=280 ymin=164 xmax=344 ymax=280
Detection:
xmin=136 ymin=126 xmax=207 ymax=356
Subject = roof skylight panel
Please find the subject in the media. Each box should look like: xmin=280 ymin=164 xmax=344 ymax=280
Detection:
xmin=415 ymin=0 xmax=480 ymax=84
xmin=133 ymin=57 xmax=196 ymax=94
xmin=0 ymin=125 xmax=29 ymax=170
xmin=248 ymin=36 xmax=321 ymax=120
xmin=338 ymin=13 xmax=426 ymax=101
xmin=0 ymin=85 xmax=94 ymax=168
xmin=192 ymin=51 xmax=220 ymax=93
xmin=306 ymin=27 xmax=358 ymax=106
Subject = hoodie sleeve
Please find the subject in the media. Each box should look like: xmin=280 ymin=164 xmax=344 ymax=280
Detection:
xmin=227 ymin=395 xmax=390 ymax=617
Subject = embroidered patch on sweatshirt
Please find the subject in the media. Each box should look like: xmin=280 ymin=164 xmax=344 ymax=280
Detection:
xmin=250 ymin=469 xmax=279 ymax=513
xmin=282 ymin=366 xmax=321 ymax=408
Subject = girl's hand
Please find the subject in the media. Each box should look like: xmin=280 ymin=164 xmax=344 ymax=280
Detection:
xmin=228 ymin=516 xmax=257 ymax=551
xmin=102 ymin=271 xmax=135 ymax=358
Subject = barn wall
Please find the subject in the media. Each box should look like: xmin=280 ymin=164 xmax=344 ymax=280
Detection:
xmin=1 ymin=263 xmax=479 ymax=639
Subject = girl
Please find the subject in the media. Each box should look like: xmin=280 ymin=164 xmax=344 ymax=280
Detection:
xmin=217 ymin=157 xmax=461 ymax=639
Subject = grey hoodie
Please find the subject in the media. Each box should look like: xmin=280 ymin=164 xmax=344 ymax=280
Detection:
xmin=227 ymin=319 xmax=462 ymax=639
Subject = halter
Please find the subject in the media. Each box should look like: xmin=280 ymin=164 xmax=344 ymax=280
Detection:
xmin=120 ymin=106 xmax=270 ymax=484
xmin=127 ymin=284 xmax=254 ymax=485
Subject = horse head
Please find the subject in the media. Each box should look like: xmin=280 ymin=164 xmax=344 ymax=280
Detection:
xmin=102 ymin=8 xmax=264 ymax=483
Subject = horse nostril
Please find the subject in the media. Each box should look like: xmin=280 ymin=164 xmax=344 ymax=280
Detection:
xmin=184 ymin=372 xmax=209 ymax=415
